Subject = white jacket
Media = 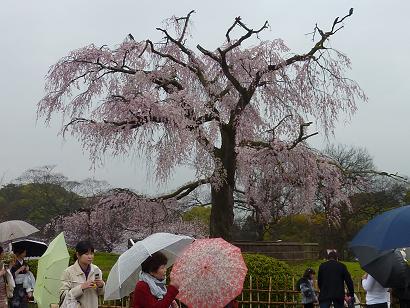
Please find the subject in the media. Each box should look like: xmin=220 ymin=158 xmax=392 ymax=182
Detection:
xmin=362 ymin=274 xmax=389 ymax=305
xmin=60 ymin=261 xmax=105 ymax=308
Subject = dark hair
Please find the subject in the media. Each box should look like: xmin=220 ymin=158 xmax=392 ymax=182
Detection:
xmin=327 ymin=250 xmax=338 ymax=260
xmin=74 ymin=240 xmax=95 ymax=260
xmin=303 ymin=268 xmax=315 ymax=278
xmin=13 ymin=243 xmax=26 ymax=256
xmin=0 ymin=246 xmax=3 ymax=254
xmin=141 ymin=252 xmax=168 ymax=274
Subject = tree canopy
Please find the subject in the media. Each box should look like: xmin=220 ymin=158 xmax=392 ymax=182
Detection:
xmin=38 ymin=10 xmax=370 ymax=239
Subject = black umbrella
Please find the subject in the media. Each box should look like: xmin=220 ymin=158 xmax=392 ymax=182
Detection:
xmin=350 ymin=245 xmax=410 ymax=288
xmin=12 ymin=239 xmax=48 ymax=258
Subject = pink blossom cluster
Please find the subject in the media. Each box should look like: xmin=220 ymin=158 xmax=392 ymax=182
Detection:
xmin=45 ymin=190 xmax=207 ymax=251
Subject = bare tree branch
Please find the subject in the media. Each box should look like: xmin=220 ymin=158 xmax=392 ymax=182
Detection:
xmin=265 ymin=8 xmax=354 ymax=73
xmin=157 ymin=178 xmax=210 ymax=200
xmin=223 ymin=17 xmax=269 ymax=53
xmin=287 ymin=122 xmax=319 ymax=150
xmin=175 ymin=10 xmax=196 ymax=43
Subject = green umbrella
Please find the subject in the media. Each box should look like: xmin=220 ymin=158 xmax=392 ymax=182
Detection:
xmin=34 ymin=232 xmax=70 ymax=308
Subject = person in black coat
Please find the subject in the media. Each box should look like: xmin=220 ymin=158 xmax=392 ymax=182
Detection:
xmin=318 ymin=250 xmax=354 ymax=308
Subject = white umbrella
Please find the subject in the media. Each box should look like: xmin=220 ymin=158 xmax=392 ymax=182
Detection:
xmin=104 ymin=232 xmax=194 ymax=300
xmin=0 ymin=220 xmax=39 ymax=243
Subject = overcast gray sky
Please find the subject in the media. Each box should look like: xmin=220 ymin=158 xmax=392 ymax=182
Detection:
xmin=1 ymin=0 xmax=409 ymax=195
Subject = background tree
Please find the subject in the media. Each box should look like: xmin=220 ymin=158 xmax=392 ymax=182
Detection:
xmin=38 ymin=9 xmax=368 ymax=240
xmin=268 ymin=145 xmax=409 ymax=258
xmin=232 ymin=144 xmax=407 ymax=241
xmin=0 ymin=166 xmax=84 ymax=227
xmin=46 ymin=188 xmax=207 ymax=251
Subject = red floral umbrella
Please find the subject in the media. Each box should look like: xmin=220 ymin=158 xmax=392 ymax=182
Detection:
xmin=170 ymin=238 xmax=247 ymax=308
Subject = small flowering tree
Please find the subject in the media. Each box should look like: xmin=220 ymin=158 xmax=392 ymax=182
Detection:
xmin=47 ymin=189 xmax=207 ymax=251
xmin=39 ymin=9 xmax=367 ymax=240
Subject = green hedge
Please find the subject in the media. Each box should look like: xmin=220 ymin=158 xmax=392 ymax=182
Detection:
xmin=241 ymin=253 xmax=293 ymax=305
xmin=26 ymin=259 xmax=38 ymax=278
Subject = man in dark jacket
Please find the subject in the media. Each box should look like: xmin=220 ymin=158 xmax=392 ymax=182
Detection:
xmin=318 ymin=250 xmax=354 ymax=308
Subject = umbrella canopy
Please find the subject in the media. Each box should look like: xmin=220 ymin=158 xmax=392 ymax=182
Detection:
xmin=0 ymin=220 xmax=39 ymax=243
xmin=104 ymin=232 xmax=193 ymax=300
xmin=34 ymin=232 xmax=70 ymax=308
xmin=350 ymin=245 xmax=409 ymax=288
xmin=350 ymin=205 xmax=410 ymax=250
xmin=12 ymin=239 xmax=48 ymax=258
xmin=170 ymin=238 xmax=248 ymax=308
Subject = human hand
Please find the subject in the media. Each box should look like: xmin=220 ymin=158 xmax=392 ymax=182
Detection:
xmin=95 ymin=279 xmax=104 ymax=288
xmin=171 ymin=300 xmax=179 ymax=308
xmin=16 ymin=266 xmax=25 ymax=273
xmin=81 ymin=281 xmax=95 ymax=290
xmin=362 ymin=273 xmax=368 ymax=280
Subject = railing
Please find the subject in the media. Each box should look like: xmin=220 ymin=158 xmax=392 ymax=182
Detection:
xmin=96 ymin=275 xmax=376 ymax=308
xmin=237 ymin=275 xmax=369 ymax=308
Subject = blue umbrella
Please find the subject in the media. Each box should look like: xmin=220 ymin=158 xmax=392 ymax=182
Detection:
xmin=350 ymin=205 xmax=410 ymax=250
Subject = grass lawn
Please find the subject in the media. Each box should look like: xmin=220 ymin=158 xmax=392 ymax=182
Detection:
xmin=93 ymin=251 xmax=119 ymax=280
xmin=288 ymin=259 xmax=364 ymax=280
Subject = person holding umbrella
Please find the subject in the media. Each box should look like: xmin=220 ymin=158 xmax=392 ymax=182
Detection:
xmin=60 ymin=241 xmax=104 ymax=308
xmin=133 ymin=252 xmax=179 ymax=308
xmin=10 ymin=245 xmax=36 ymax=308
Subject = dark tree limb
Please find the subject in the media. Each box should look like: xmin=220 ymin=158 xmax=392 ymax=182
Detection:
xmin=265 ymin=114 xmax=293 ymax=136
xmin=155 ymin=178 xmax=210 ymax=200
xmin=175 ymin=10 xmax=196 ymax=43
xmin=287 ymin=122 xmax=319 ymax=150
xmin=223 ymin=17 xmax=269 ymax=53
xmin=266 ymin=8 xmax=354 ymax=73
xmin=196 ymin=45 xmax=220 ymax=62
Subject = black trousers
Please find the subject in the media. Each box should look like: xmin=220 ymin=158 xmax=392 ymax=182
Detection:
xmin=366 ymin=303 xmax=388 ymax=308
xmin=399 ymin=299 xmax=410 ymax=308
xmin=304 ymin=303 xmax=314 ymax=308
xmin=319 ymin=299 xmax=344 ymax=308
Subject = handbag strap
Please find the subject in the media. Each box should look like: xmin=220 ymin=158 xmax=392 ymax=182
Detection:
xmin=59 ymin=292 xmax=66 ymax=307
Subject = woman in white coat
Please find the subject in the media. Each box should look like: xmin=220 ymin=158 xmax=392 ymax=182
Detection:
xmin=362 ymin=273 xmax=389 ymax=308
xmin=60 ymin=241 xmax=105 ymax=308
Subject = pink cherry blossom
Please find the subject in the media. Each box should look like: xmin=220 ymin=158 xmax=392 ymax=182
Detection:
xmin=38 ymin=10 xmax=367 ymax=239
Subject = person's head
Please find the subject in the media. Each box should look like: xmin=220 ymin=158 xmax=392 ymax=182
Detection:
xmin=75 ymin=240 xmax=95 ymax=266
xmin=327 ymin=250 xmax=338 ymax=261
xmin=303 ymin=268 xmax=315 ymax=279
xmin=13 ymin=244 xmax=27 ymax=259
xmin=141 ymin=252 xmax=168 ymax=280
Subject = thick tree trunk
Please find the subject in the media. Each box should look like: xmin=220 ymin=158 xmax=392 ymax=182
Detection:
xmin=210 ymin=124 xmax=236 ymax=240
